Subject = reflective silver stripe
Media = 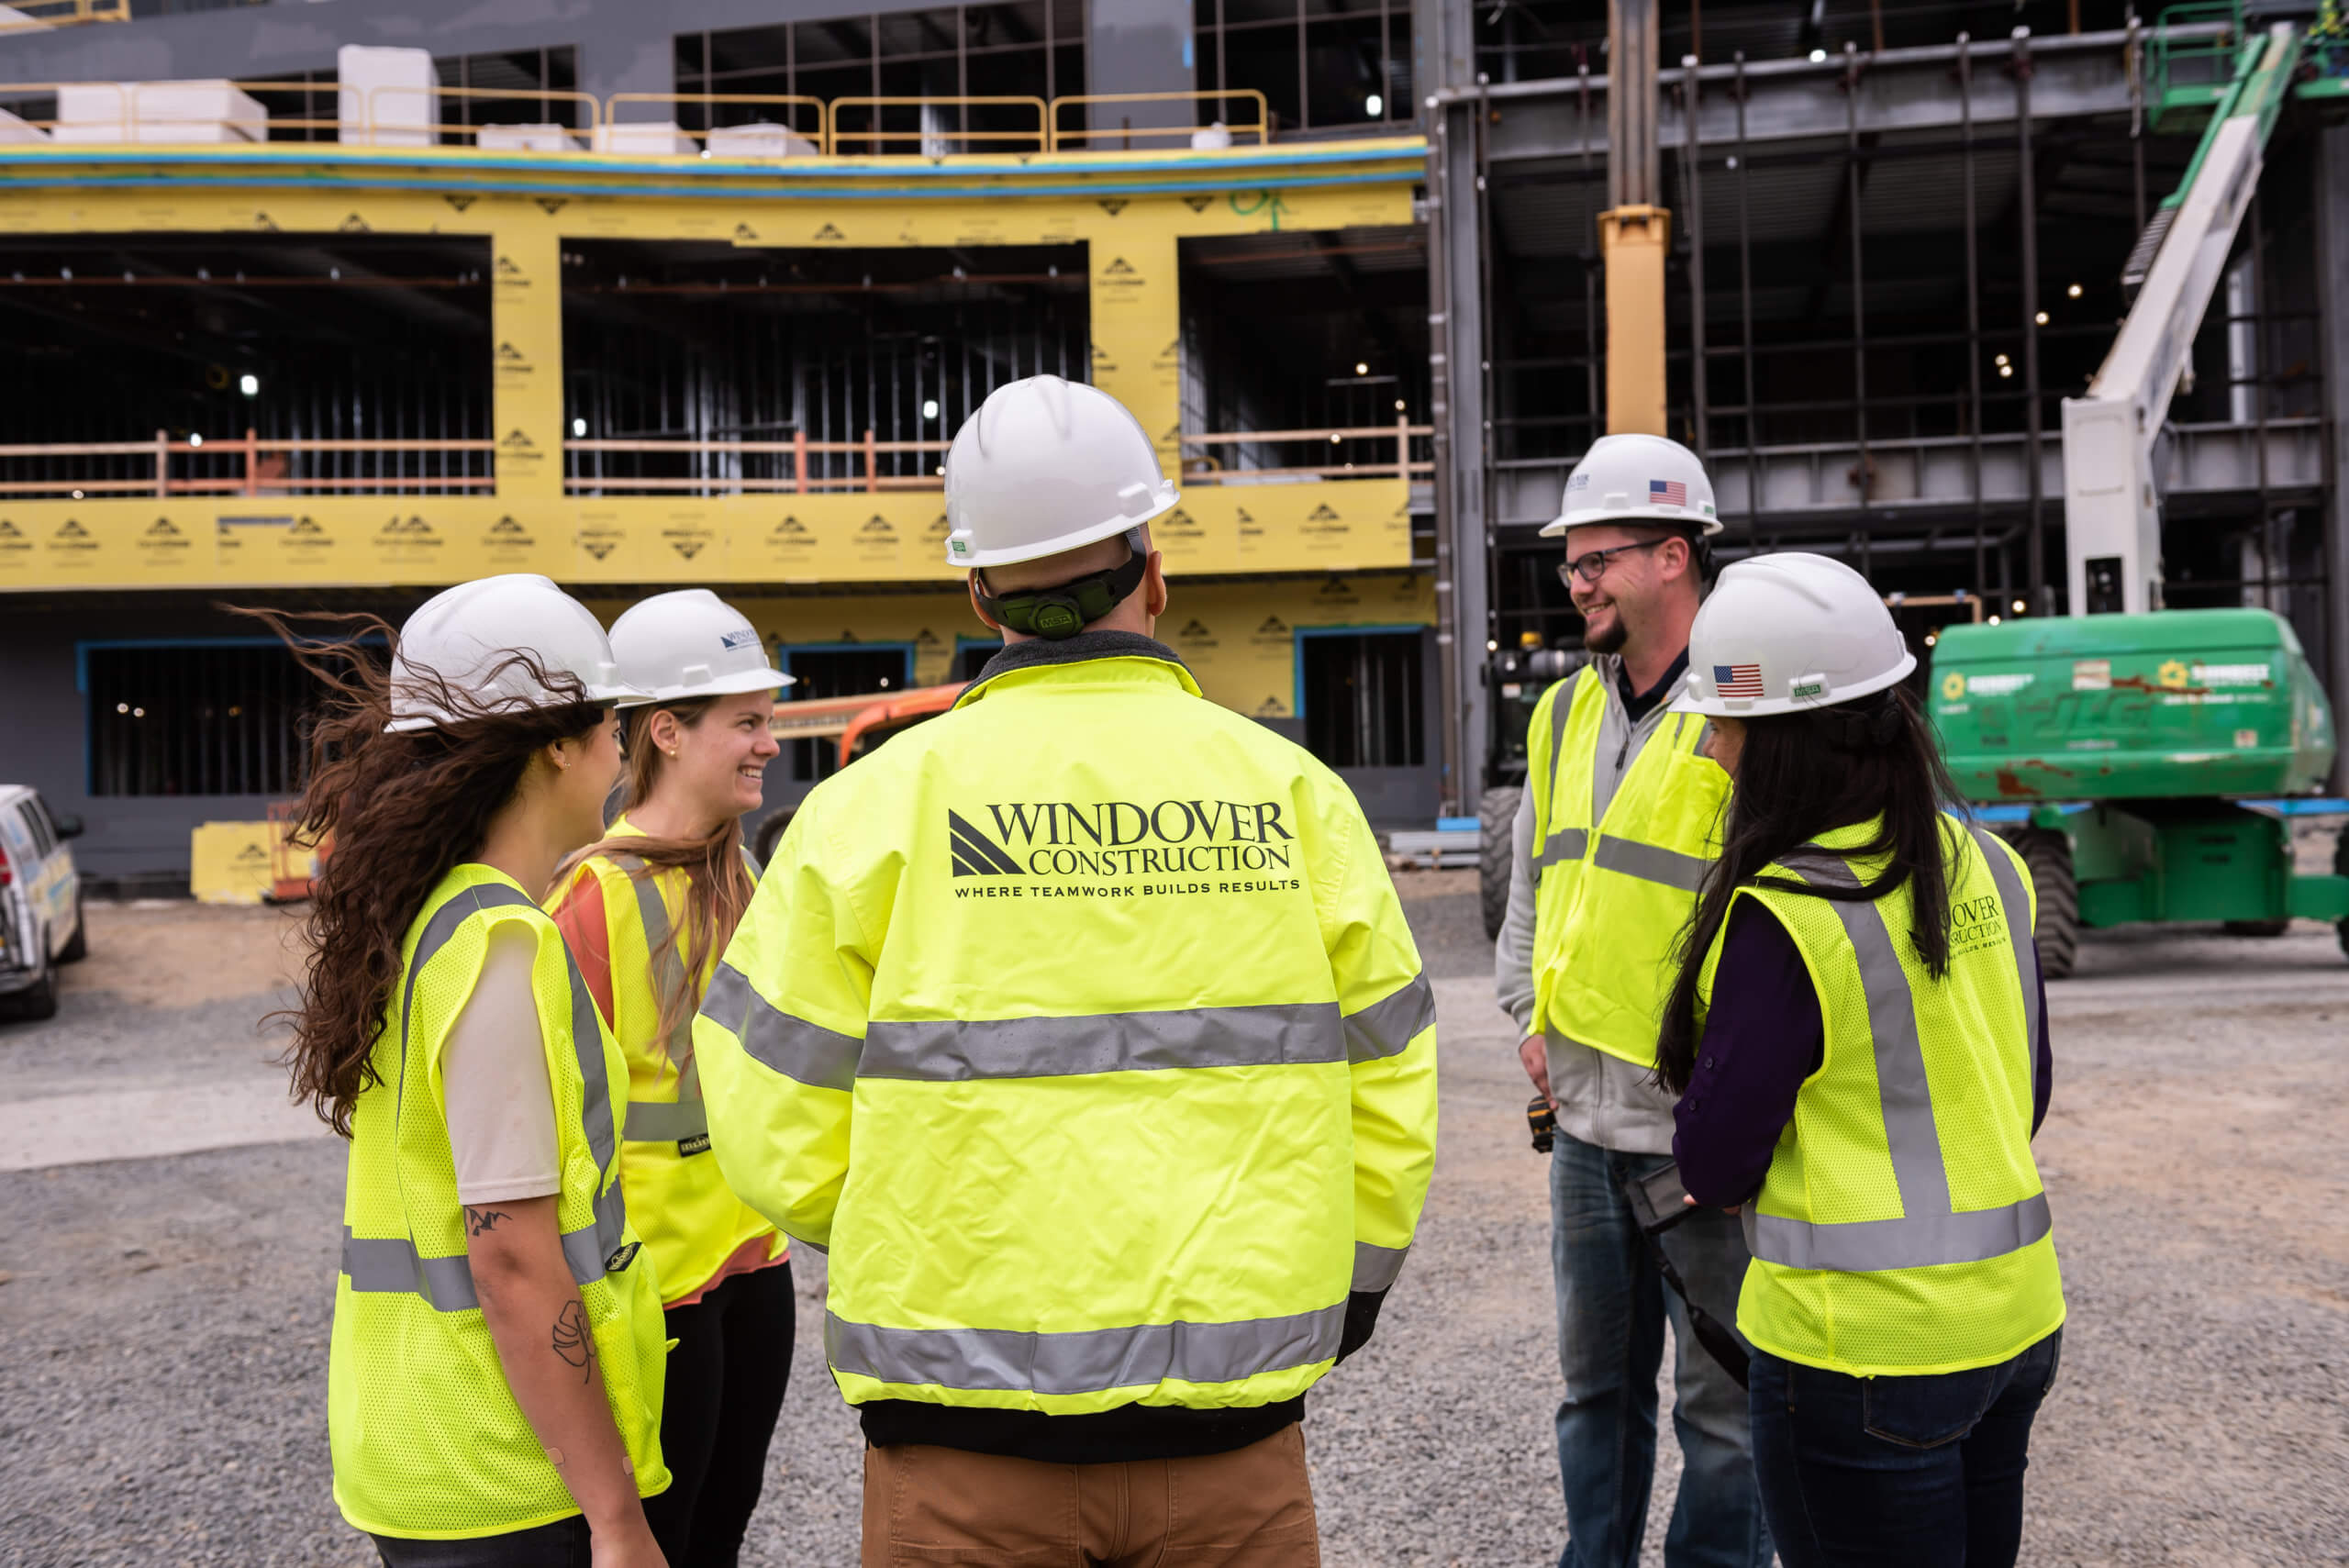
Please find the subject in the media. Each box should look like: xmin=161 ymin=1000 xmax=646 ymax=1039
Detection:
xmin=1780 ymin=852 xmax=1953 ymax=1219
xmin=609 ymin=854 xmax=699 ymax=1100
xmin=1532 ymin=825 xmax=1589 ymax=884
xmin=702 ymin=962 xmax=863 ymax=1093
xmin=824 ymin=1302 xmax=1345 ymax=1396
xmin=1966 ymin=825 xmax=2042 ymax=1115
xmin=623 ymin=1097 xmax=709 ymax=1142
xmin=1743 ymin=1192 xmax=2052 ymax=1273
xmin=354 ymin=881 xmax=627 ymax=1310
xmin=860 ymin=1003 xmax=1346 ymax=1082
xmin=1591 ymin=835 xmax=1713 ymax=893
xmin=1352 ymin=1240 xmax=1408 ymax=1292
xmin=340 ymin=1218 xmax=620 ymax=1313
xmin=1344 ymin=974 xmax=1434 ymax=1063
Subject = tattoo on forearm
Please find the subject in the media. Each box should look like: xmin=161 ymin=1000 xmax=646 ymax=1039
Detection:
xmin=463 ymin=1207 xmax=512 ymax=1237
xmin=551 ymin=1299 xmax=595 ymax=1383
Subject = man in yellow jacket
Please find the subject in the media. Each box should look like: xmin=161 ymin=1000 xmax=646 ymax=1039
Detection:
xmin=696 ymin=375 xmax=1440 ymax=1565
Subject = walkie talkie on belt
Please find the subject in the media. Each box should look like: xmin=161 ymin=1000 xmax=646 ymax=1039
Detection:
xmin=1527 ymin=1095 xmax=1556 ymax=1153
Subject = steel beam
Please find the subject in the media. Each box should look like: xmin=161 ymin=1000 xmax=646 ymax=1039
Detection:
xmin=1455 ymin=27 xmax=2204 ymax=166
xmin=1488 ymin=420 xmax=2324 ymax=529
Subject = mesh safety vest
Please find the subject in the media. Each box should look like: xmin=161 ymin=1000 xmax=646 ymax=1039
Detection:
xmin=1528 ymin=666 xmax=1731 ymax=1065
xmin=330 ymin=866 xmax=669 ymax=1540
xmin=553 ymin=823 xmax=785 ymax=1307
xmin=1698 ymin=817 xmax=2066 ymax=1377
xmin=695 ymin=649 xmax=1441 ymax=1418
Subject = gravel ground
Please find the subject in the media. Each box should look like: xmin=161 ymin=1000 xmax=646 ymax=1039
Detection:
xmin=1 ymin=891 xmax=2344 ymax=1566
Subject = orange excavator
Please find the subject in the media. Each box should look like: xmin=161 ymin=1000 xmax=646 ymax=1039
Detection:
xmin=752 ymin=681 xmax=969 ymax=862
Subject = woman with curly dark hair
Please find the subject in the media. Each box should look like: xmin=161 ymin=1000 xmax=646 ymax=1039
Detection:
xmin=260 ymin=573 xmax=674 ymax=1568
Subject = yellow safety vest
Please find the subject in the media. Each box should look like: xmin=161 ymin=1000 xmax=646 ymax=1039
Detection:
xmin=554 ymin=822 xmax=785 ymax=1307
xmin=695 ymin=647 xmax=1441 ymax=1418
xmin=330 ymin=865 xmax=670 ymax=1540
xmin=1528 ymin=666 xmax=1731 ymax=1065
xmin=1697 ymin=817 xmax=2066 ymax=1377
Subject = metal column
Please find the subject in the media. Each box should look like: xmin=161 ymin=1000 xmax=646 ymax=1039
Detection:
xmin=2316 ymin=126 xmax=2349 ymax=786
xmin=1422 ymin=0 xmax=1491 ymax=815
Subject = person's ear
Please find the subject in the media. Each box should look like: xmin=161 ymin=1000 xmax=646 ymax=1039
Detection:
xmin=1657 ymin=535 xmax=1692 ymax=582
xmin=1144 ymin=550 xmax=1168 ymax=618
xmin=967 ymin=571 xmax=1006 ymax=633
xmin=646 ymin=706 xmax=684 ymax=760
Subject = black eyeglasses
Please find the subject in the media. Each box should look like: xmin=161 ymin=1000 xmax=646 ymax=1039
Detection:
xmin=1557 ymin=538 xmax=1665 ymax=586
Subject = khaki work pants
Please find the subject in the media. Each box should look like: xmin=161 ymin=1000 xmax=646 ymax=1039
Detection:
xmin=860 ymin=1424 xmax=1320 ymax=1566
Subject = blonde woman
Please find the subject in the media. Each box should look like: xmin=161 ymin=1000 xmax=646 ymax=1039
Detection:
xmin=550 ymin=590 xmax=791 ymax=1568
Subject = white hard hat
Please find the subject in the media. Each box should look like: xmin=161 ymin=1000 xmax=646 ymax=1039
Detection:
xmin=385 ymin=573 xmax=648 ymax=734
xmin=942 ymin=374 xmax=1180 ymax=568
xmin=1541 ymin=433 xmax=1724 ymax=538
xmin=608 ymin=589 xmax=793 ymax=705
xmin=1685 ymin=552 xmax=1916 ymax=717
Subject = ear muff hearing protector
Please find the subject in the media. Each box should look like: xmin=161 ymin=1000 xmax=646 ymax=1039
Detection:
xmin=971 ymin=531 xmax=1150 ymax=640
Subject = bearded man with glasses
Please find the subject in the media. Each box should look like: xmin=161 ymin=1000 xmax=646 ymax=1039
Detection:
xmin=1495 ymin=433 xmax=1769 ymax=1568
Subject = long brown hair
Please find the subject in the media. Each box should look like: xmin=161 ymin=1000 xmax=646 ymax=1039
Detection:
xmin=1655 ymin=684 xmax=1964 ymax=1095
xmin=556 ymin=698 xmax=758 ymax=1064
xmin=239 ymin=606 xmax=607 ymax=1136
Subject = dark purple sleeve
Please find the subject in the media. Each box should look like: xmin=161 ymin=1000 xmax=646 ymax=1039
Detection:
xmin=1672 ymin=897 xmax=1822 ymax=1208
xmin=2031 ymin=940 xmax=2053 ymax=1138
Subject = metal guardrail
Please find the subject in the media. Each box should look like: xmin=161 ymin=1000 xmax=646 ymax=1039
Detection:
xmin=0 ymin=430 xmax=493 ymax=498
xmin=0 ymin=0 xmax=127 ymax=36
xmin=1046 ymin=90 xmax=1270 ymax=150
xmin=0 ymin=84 xmax=1314 ymax=157
xmin=561 ymin=425 xmax=1429 ymax=497
xmin=1180 ymin=421 xmax=1435 ymax=484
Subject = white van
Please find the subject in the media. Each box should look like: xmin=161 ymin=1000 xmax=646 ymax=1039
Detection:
xmin=0 ymin=784 xmax=87 ymax=1020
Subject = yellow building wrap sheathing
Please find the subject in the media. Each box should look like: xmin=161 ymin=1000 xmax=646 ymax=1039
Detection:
xmin=0 ymin=140 xmax=1424 ymax=592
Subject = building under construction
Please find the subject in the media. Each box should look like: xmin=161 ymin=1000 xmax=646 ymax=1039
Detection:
xmin=0 ymin=0 xmax=2342 ymax=882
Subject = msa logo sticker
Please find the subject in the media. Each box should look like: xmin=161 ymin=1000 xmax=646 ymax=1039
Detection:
xmin=720 ymin=628 xmax=760 ymax=651
xmin=603 ymin=1240 xmax=643 ymax=1273
xmin=677 ymin=1133 xmax=712 ymax=1157
xmin=948 ymin=810 xmax=1025 ymax=877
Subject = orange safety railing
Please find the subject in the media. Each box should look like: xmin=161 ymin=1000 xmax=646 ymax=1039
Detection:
xmin=0 ymin=429 xmax=494 ymax=497
xmin=825 ymin=95 xmax=1050 ymax=155
xmin=603 ymin=92 xmax=829 ymax=155
xmin=1047 ymin=90 xmax=1272 ymax=150
xmin=566 ymin=433 xmax=950 ymax=495
xmin=362 ymin=83 xmax=602 ymax=146
xmin=1180 ymin=420 xmax=1435 ymax=483
xmin=0 ymin=82 xmax=1397 ymax=156
xmin=0 ymin=1 xmax=128 ymax=35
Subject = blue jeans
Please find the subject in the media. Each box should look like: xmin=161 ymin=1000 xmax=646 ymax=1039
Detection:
xmin=1549 ymin=1129 xmax=1770 ymax=1568
xmin=1748 ymin=1329 xmax=2063 ymax=1568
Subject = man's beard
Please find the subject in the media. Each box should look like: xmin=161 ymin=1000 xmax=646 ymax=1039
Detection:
xmin=1583 ymin=607 xmax=1628 ymax=654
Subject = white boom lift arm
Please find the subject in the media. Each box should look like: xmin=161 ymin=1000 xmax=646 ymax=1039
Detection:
xmin=2062 ymin=22 xmax=2302 ymax=615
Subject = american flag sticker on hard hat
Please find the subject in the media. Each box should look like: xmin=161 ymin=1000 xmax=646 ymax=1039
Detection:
xmin=1650 ymin=479 xmax=1687 ymax=506
xmin=1715 ymin=663 xmax=1765 ymax=698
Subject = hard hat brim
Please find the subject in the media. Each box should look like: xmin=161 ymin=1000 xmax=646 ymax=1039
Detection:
xmin=384 ymin=677 xmax=651 ymax=733
xmin=1681 ymin=652 xmax=1918 ymax=717
xmin=944 ymin=486 xmax=1180 ymax=570
xmin=1540 ymin=506 xmax=1726 ymax=538
xmin=635 ymin=666 xmax=795 ymax=704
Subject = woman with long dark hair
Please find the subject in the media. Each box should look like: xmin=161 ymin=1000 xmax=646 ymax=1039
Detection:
xmin=547 ymin=590 xmax=792 ymax=1568
xmin=263 ymin=574 xmax=673 ymax=1567
xmin=1659 ymin=553 xmax=2064 ymax=1568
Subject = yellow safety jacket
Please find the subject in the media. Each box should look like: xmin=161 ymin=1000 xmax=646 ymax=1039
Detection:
xmin=1697 ymin=817 xmax=2066 ymax=1377
xmin=1528 ymin=665 xmax=1731 ymax=1066
xmin=552 ymin=821 xmax=785 ymax=1307
xmin=695 ymin=640 xmax=1441 ymax=1418
xmin=329 ymin=865 xmax=670 ymax=1540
